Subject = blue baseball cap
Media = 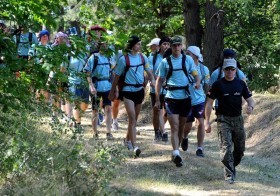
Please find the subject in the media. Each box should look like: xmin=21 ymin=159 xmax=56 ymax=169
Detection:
xmin=39 ymin=30 xmax=50 ymax=39
xmin=223 ymin=48 xmax=236 ymax=58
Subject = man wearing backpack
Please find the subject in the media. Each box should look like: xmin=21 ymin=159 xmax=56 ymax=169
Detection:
xmin=148 ymin=36 xmax=170 ymax=142
xmin=108 ymin=35 xmax=155 ymax=157
xmin=204 ymin=58 xmax=255 ymax=184
xmin=209 ymin=49 xmax=247 ymax=113
xmin=155 ymin=36 xmax=200 ymax=167
xmin=182 ymin=46 xmax=210 ymax=157
xmin=13 ymin=24 xmax=38 ymax=59
xmin=84 ymin=41 xmax=114 ymax=140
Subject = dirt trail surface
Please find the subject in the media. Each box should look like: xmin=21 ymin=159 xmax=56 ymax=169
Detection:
xmin=82 ymin=93 xmax=280 ymax=195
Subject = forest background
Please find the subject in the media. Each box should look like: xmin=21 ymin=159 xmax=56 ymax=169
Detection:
xmin=0 ymin=0 xmax=279 ymax=195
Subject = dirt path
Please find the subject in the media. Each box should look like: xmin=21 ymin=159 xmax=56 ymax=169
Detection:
xmin=82 ymin=94 xmax=280 ymax=195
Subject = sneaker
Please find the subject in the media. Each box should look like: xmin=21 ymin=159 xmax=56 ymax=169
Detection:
xmin=99 ymin=113 xmax=104 ymax=124
xmin=225 ymin=175 xmax=234 ymax=184
xmin=124 ymin=139 xmax=133 ymax=151
xmin=106 ymin=133 xmax=114 ymax=140
xmin=134 ymin=147 xmax=141 ymax=157
xmin=181 ymin=138 xmax=188 ymax=151
xmin=154 ymin=129 xmax=162 ymax=142
xmin=112 ymin=121 xmax=119 ymax=131
xmin=93 ymin=133 xmax=99 ymax=139
xmin=172 ymin=154 xmax=183 ymax=167
xmin=196 ymin=149 xmax=204 ymax=157
xmin=162 ymin=132 xmax=168 ymax=142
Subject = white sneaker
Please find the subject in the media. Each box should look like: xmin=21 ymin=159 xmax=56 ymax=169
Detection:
xmin=112 ymin=121 xmax=119 ymax=131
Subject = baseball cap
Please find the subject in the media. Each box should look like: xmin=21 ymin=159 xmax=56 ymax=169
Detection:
xmin=187 ymin=46 xmax=203 ymax=62
xmin=89 ymin=25 xmax=106 ymax=32
xmin=223 ymin=48 xmax=236 ymax=58
xmin=223 ymin=59 xmax=237 ymax=69
xmin=147 ymin=38 xmax=160 ymax=46
xmin=170 ymin=36 xmax=182 ymax=45
xmin=39 ymin=30 xmax=50 ymax=39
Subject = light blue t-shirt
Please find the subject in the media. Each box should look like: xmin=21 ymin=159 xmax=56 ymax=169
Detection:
xmin=13 ymin=32 xmax=39 ymax=56
xmin=148 ymin=52 xmax=166 ymax=94
xmin=84 ymin=53 xmax=113 ymax=92
xmin=157 ymin=54 xmax=197 ymax=99
xmin=209 ymin=67 xmax=246 ymax=86
xmin=68 ymin=53 xmax=87 ymax=85
xmin=114 ymin=53 xmax=151 ymax=92
xmin=188 ymin=63 xmax=210 ymax=105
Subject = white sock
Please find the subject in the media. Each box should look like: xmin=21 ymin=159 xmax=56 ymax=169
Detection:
xmin=113 ymin=119 xmax=118 ymax=123
xmin=197 ymin=147 xmax=203 ymax=151
xmin=172 ymin=150 xmax=180 ymax=156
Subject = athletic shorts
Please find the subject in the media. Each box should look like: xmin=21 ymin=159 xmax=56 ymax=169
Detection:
xmin=165 ymin=97 xmax=191 ymax=117
xmin=122 ymin=88 xmax=144 ymax=105
xmin=91 ymin=90 xmax=111 ymax=110
xmin=69 ymin=85 xmax=90 ymax=104
xmin=150 ymin=93 xmax=165 ymax=109
xmin=187 ymin=102 xmax=205 ymax=122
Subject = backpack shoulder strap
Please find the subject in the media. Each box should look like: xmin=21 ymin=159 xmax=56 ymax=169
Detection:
xmin=16 ymin=33 xmax=21 ymax=45
xmin=139 ymin=53 xmax=145 ymax=65
xmin=218 ymin=66 xmax=223 ymax=79
xmin=29 ymin=32 xmax=33 ymax=45
xmin=166 ymin=56 xmax=173 ymax=81
xmin=92 ymin=55 xmax=99 ymax=73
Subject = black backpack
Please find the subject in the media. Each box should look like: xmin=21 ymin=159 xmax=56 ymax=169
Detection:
xmin=16 ymin=32 xmax=33 ymax=46
xmin=164 ymin=54 xmax=191 ymax=95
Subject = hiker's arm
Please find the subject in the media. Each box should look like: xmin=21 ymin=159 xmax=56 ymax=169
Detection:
xmin=204 ymin=97 xmax=214 ymax=133
xmin=245 ymin=97 xmax=255 ymax=115
xmin=154 ymin=76 xmax=164 ymax=109
xmin=108 ymin=74 xmax=120 ymax=101
xmin=193 ymin=72 xmax=201 ymax=90
xmin=86 ymin=72 xmax=96 ymax=95
xmin=146 ymin=69 xmax=155 ymax=88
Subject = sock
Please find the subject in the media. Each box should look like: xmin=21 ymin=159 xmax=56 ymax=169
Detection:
xmin=172 ymin=150 xmax=180 ymax=156
xmin=113 ymin=118 xmax=118 ymax=123
xmin=197 ymin=146 xmax=203 ymax=151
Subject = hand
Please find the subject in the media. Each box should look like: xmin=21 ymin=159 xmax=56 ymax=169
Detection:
xmin=194 ymin=82 xmax=201 ymax=90
xmin=108 ymin=89 xmax=117 ymax=101
xmin=150 ymin=79 xmax=156 ymax=88
xmin=204 ymin=120 xmax=211 ymax=133
xmin=154 ymin=100 xmax=160 ymax=110
xmin=90 ymin=85 xmax=97 ymax=95
xmin=246 ymin=106 xmax=253 ymax=115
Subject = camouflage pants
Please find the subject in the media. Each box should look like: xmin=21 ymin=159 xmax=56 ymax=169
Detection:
xmin=217 ymin=115 xmax=245 ymax=178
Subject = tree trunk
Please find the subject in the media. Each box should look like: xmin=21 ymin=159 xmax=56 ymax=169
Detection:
xmin=183 ymin=0 xmax=203 ymax=47
xmin=204 ymin=0 xmax=224 ymax=72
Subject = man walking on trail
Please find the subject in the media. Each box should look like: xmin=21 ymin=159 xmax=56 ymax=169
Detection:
xmin=149 ymin=36 xmax=170 ymax=142
xmin=204 ymin=58 xmax=255 ymax=184
xmin=182 ymin=46 xmax=210 ymax=157
xmin=155 ymin=36 xmax=200 ymax=167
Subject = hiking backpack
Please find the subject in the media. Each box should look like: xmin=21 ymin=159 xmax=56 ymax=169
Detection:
xmin=117 ymin=53 xmax=145 ymax=91
xmin=164 ymin=54 xmax=191 ymax=95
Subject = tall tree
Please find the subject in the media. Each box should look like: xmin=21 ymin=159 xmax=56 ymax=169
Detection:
xmin=183 ymin=0 xmax=203 ymax=47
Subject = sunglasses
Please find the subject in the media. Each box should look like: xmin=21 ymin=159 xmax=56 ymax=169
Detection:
xmin=225 ymin=67 xmax=236 ymax=71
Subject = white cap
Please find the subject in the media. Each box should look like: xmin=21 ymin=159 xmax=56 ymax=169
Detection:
xmin=147 ymin=38 xmax=160 ymax=46
xmin=187 ymin=46 xmax=203 ymax=62
xmin=223 ymin=59 xmax=237 ymax=69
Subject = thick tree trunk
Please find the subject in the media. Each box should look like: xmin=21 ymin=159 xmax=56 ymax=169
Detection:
xmin=204 ymin=0 xmax=224 ymax=72
xmin=183 ymin=0 xmax=203 ymax=47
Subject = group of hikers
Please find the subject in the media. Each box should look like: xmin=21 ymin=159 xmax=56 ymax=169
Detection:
xmin=0 ymin=21 xmax=256 ymax=184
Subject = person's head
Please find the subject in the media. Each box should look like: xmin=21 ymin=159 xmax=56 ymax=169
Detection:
xmin=147 ymin=38 xmax=160 ymax=53
xmin=126 ymin=35 xmax=141 ymax=53
xmin=54 ymin=32 xmax=70 ymax=46
xmin=39 ymin=30 xmax=50 ymax=44
xmin=98 ymin=41 xmax=108 ymax=54
xmin=159 ymin=36 xmax=170 ymax=53
xmin=170 ymin=36 xmax=183 ymax=57
xmin=223 ymin=58 xmax=237 ymax=81
xmin=186 ymin=46 xmax=203 ymax=63
xmin=88 ymin=25 xmax=106 ymax=42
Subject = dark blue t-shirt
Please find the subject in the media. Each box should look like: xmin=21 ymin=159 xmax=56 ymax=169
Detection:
xmin=207 ymin=77 xmax=252 ymax=116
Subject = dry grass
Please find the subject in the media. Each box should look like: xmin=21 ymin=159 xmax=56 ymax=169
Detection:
xmin=80 ymin=92 xmax=280 ymax=195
